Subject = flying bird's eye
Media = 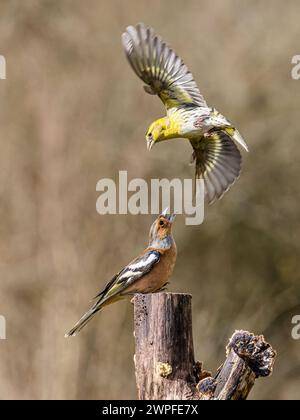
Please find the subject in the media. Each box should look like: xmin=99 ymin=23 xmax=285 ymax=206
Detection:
xmin=159 ymin=220 xmax=164 ymax=227
xmin=148 ymin=132 xmax=152 ymax=139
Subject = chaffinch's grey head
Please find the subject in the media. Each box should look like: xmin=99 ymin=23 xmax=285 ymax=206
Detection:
xmin=149 ymin=208 xmax=176 ymax=249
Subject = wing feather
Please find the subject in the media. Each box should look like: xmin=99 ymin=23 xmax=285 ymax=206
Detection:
xmin=122 ymin=23 xmax=207 ymax=109
xmin=190 ymin=130 xmax=242 ymax=204
xmin=94 ymin=250 xmax=161 ymax=304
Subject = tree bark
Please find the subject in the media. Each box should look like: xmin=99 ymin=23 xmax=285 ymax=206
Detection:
xmin=133 ymin=292 xmax=276 ymax=400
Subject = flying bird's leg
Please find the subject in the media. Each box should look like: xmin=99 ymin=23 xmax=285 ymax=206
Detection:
xmin=203 ymin=132 xmax=213 ymax=139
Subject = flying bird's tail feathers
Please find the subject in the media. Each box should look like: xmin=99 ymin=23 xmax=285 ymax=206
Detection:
xmin=190 ymin=130 xmax=242 ymax=205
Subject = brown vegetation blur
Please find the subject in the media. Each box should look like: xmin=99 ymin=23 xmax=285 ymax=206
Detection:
xmin=0 ymin=0 xmax=300 ymax=400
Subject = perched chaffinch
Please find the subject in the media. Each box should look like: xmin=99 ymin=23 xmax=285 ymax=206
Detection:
xmin=65 ymin=209 xmax=176 ymax=337
xmin=122 ymin=23 xmax=248 ymax=204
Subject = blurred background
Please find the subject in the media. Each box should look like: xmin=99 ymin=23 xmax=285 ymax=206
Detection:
xmin=0 ymin=0 xmax=300 ymax=400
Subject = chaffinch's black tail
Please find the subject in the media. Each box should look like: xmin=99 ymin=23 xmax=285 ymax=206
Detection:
xmin=65 ymin=304 xmax=100 ymax=337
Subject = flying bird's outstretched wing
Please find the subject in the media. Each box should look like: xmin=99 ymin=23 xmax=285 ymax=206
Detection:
xmin=190 ymin=130 xmax=242 ymax=205
xmin=122 ymin=23 xmax=207 ymax=110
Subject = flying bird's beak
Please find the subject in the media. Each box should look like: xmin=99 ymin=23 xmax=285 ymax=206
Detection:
xmin=147 ymin=139 xmax=155 ymax=151
xmin=161 ymin=207 xmax=176 ymax=223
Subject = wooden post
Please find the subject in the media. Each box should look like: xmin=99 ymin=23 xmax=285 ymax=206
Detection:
xmin=133 ymin=293 xmax=276 ymax=400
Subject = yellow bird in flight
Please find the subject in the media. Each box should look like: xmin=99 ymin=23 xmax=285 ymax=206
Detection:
xmin=122 ymin=23 xmax=248 ymax=204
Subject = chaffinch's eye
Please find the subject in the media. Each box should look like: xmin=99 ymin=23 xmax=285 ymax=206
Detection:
xmin=159 ymin=220 xmax=164 ymax=226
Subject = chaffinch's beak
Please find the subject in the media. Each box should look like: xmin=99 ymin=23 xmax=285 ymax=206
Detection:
xmin=161 ymin=207 xmax=176 ymax=223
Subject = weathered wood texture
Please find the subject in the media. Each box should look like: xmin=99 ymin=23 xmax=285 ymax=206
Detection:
xmin=133 ymin=293 xmax=199 ymax=399
xmin=133 ymin=293 xmax=276 ymax=400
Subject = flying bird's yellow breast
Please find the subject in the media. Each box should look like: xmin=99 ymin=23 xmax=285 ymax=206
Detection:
xmin=164 ymin=113 xmax=183 ymax=139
